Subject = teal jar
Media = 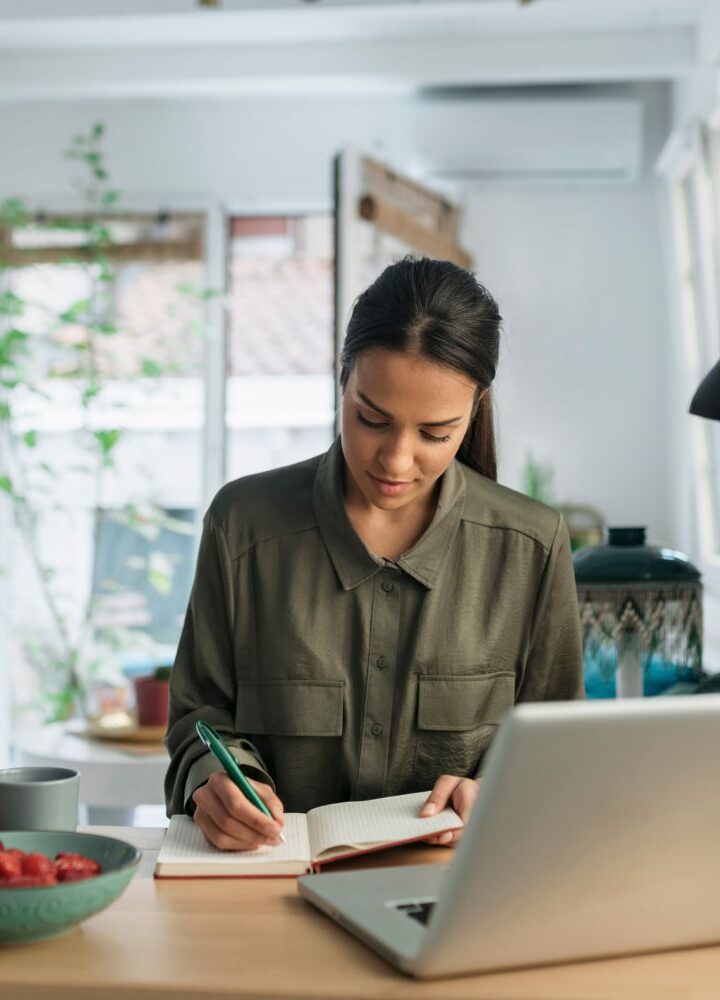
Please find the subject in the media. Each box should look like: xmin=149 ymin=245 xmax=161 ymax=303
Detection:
xmin=573 ymin=527 xmax=703 ymax=698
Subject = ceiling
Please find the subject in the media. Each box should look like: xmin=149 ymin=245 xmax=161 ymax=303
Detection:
xmin=0 ymin=1 xmax=707 ymax=48
xmin=0 ymin=0 xmax=713 ymax=100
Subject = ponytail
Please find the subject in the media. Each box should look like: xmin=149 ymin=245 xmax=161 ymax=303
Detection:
xmin=457 ymin=388 xmax=497 ymax=481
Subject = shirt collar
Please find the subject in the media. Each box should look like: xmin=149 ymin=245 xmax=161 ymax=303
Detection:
xmin=313 ymin=436 xmax=466 ymax=591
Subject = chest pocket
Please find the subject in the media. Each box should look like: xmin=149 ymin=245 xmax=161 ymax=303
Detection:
xmin=235 ymin=679 xmax=344 ymax=737
xmin=407 ymin=672 xmax=515 ymax=792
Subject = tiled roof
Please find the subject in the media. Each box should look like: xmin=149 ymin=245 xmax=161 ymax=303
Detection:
xmin=228 ymin=256 xmax=333 ymax=376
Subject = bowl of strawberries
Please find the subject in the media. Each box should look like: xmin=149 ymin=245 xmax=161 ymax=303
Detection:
xmin=0 ymin=830 xmax=141 ymax=944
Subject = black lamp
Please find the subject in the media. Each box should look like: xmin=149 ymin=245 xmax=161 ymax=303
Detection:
xmin=689 ymin=359 xmax=720 ymax=421
xmin=687 ymin=357 xmax=720 ymax=695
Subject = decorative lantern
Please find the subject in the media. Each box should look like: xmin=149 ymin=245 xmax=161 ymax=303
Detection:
xmin=574 ymin=527 xmax=703 ymax=698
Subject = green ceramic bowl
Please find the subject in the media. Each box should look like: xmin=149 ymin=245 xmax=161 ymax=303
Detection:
xmin=0 ymin=830 xmax=141 ymax=944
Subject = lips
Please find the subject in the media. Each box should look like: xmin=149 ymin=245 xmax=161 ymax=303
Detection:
xmin=368 ymin=473 xmax=414 ymax=496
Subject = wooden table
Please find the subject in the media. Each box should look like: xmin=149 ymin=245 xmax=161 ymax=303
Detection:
xmin=3 ymin=826 xmax=720 ymax=999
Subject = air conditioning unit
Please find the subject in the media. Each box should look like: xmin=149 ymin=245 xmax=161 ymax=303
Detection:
xmin=407 ymin=98 xmax=643 ymax=184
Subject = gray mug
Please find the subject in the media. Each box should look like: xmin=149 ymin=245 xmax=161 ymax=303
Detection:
xmin=0 ymin=767 xmax=80 ymax=831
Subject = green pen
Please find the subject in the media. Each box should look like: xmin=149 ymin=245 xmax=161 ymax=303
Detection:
xmin=195 ymin=719 xmax=285 ymax=844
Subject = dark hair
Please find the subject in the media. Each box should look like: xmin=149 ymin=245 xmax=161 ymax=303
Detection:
xmin=339 ymin=255 xmax=501 ymax=480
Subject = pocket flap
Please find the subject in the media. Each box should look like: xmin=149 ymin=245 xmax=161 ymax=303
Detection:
xmin=235 ymin=679 xmax=344 ymax=737
xmin=417 ymin=672 xmax=515 ymax=731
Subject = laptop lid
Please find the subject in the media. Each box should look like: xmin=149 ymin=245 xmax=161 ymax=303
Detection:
xmin=413 ymin=694 xmax=720 ymax=977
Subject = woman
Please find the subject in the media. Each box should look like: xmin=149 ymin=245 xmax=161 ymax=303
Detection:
xmin=164 ymin=256 xmax=584 ymax=851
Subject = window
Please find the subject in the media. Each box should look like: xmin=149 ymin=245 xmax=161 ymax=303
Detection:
xmin=225 ymin=215 xmax=335 ymax=477
xmin=1 ymin=212 xmax=208 ymax=720
xmin=666 ymin=134 xmax=720 ymax=564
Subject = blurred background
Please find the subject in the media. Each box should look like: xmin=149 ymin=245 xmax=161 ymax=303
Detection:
xmin=0 ymin=0 xmax=719 ymax=821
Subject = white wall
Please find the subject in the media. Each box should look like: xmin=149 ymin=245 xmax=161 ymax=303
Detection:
xmin=468 ymin=84 xmax=673 ymax=543
xmin=0 ymin=85 xmax=677 ymax=548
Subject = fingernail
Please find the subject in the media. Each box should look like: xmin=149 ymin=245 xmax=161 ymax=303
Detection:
xmin=422 ymin=802 xmax=437 ymax=816
xmin=440 ymin=831 xmax=452 ymax=844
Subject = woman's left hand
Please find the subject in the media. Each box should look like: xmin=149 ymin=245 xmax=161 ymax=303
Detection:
xmin=418 ymin=774 xmax=479 ymax=847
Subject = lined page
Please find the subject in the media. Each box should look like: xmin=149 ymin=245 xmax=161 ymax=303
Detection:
xmin=156 ymin=814 xmax=311 ymax=872
xmin=307 ymin=791 xmax=463 ymax=860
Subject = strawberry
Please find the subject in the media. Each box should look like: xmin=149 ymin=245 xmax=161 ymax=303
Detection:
xmin=56 ymin=853 xmax=100 ymax=876
xmin=22 ymin=853 xmax=57 ymax=878
xmin=0 ymin=852 xmax=23 ymax=880
xmin=56 ymin=868 xmax=92 ymax=883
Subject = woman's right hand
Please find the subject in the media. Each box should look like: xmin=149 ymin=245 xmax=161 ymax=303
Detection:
xmin=192 ymin=772 xmax=285 ymax=851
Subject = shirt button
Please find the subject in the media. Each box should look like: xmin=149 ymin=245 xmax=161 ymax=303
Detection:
xmin=371 ymin=723 xmax=384 ymax=737
xmin=381 ymin=580 xmax=394 ymax=593
xmin=376 ymin=655 xmax=388 ymax=669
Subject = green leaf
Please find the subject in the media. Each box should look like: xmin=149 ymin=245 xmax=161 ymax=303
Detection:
xmin=95 ymin=228 xmax=112 ymax=245
xmin=0 ymin=291 xmax=24 ymax=318
xmin=91 ymin=321 xmax=117 ymax=336
xmin=140 ymin=359 xmax=162 ymax=377
xmin=22 ymin=430 xmax=37 ymax=448
xmin=93 ymin=429 xmax=121 ymax=465
xmin=58 ymin=299 xmax=91 ymax=324
xmin=0 ymin=198 xmax=30 ymax=228
xmin=92 ymin=123 xmax=105 ymax=138
xmin=0 ymin=474 xmax=13 ymax=495
xmin=147 ymin=551 xmax=174 ymax=596
xmin=81 ymin=382 xmax=102 ymax=407
xmin=0 ymin=401 xmax=10 ymax=421
xmin=101 ymin=190 xmax=120 ymax=207
xmin=94 ymin=255 xmax=115 ymax=283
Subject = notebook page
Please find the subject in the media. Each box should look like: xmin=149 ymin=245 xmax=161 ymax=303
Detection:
xmin=307 ymin=791 xmax=463 ymax=859
xmin=157 ymin=813 xmax=311 ymax=869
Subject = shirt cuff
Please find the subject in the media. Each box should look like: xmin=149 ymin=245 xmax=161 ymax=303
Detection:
xmin=182 ymin=748 xmax=276 ymax=817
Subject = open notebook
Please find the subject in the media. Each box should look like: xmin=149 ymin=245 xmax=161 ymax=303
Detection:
xmin=154 ymin=791 xmax=463 ymax=878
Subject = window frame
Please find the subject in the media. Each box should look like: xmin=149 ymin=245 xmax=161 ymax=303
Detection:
xmin=659 ymin=123 xmax=720 ymax=593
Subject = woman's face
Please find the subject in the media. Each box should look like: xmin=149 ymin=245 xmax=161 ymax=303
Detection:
xmin=341 ymin=347 xmax=478 ymax=513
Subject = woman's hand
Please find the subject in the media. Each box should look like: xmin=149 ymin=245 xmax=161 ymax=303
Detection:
xmin=192 ymin=772 xmax=285 ymax=851
xmin=418 ymin=774 xmax=479 ymax=847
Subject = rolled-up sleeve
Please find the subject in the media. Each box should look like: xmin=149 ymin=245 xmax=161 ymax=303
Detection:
xmin=516 ymin=513 xmax=585 ymax=704
xmin=163 ymin=512 xmax=273 ymax=817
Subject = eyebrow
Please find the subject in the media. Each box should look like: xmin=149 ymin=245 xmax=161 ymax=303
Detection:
xmin=357 ymin=391 xmax=464 ymax=427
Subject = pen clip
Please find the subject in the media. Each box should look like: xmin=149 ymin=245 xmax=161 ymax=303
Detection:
xmin=195 ymin=719 xmax=218 ymax=749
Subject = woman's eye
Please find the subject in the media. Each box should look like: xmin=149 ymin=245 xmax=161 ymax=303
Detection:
xmin=357 ymin=412 xmax=387 ymax=429
xmin=356 ymin=411 xmax=451 ymax=443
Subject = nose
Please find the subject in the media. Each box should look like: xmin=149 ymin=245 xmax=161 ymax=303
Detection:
xmin=377 ymin=431 xmax=415 ymax=481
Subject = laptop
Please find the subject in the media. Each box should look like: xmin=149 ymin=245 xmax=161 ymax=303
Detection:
xmin=298 ymin=694 xmax=720 ymax=978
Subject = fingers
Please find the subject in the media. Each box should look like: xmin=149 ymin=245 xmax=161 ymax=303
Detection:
xmin=210 ymin=772 xmax=284 ymax=838
xmin=419 ymin=776 xmax=480 ymax=848
xmin=419 ymin=774 xmax=462 ymax=817
xmin=423 ymin=829 xmax=463 ymax=848
xmin=247 ymin=777 xmax=285 ymax=827
xmin=192 ymin=773 xmax=285 ymax=851
xmin=450 ymin=777 xmax=480 ymax=824
xmin=194 ymin=804 xmax=274 ymax=852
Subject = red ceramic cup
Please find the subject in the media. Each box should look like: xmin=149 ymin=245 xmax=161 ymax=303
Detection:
xmin=133 ymin=676 xmax=169 ymax=727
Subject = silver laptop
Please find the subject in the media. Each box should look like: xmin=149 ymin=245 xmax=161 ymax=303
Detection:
xmin=298 ymin=694 xmax=720 ymax=978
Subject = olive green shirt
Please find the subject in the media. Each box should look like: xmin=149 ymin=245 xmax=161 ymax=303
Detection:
xmin=164 ymin=436 xmax=584 ymax=817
